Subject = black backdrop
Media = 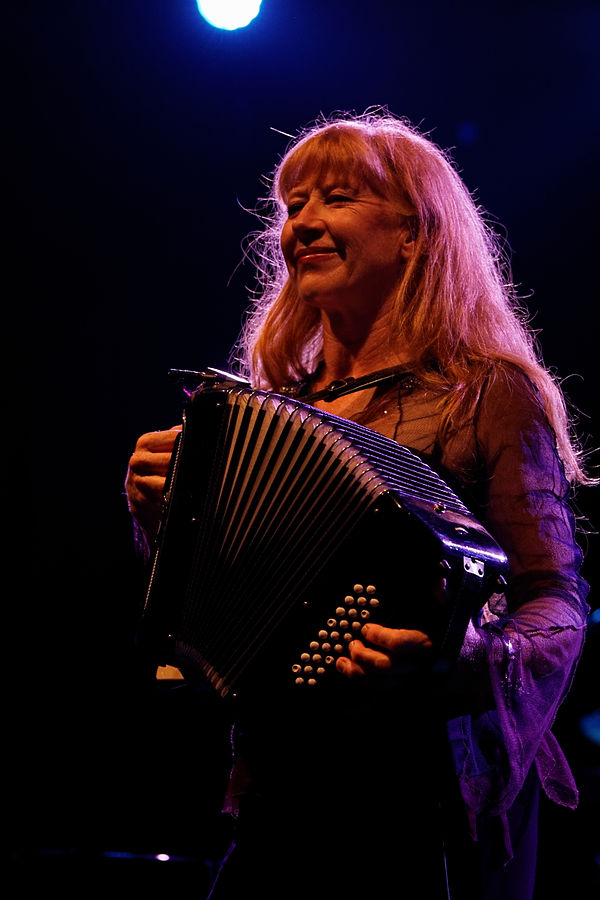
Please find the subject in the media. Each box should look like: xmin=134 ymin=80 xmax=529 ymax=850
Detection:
xmin=8 ymin=1 xmax=599 ymax=895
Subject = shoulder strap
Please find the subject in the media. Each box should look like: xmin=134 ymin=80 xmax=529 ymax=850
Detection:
xmin=301 ymin=365 xmax=416 ymax=404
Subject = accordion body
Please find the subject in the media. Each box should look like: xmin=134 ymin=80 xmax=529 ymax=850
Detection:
xmin=140 ymin=382 xmax=508 ymax=698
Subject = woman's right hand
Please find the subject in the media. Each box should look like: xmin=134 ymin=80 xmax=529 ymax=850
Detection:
xmin=124 ymin=426 xmax=181 ymax=541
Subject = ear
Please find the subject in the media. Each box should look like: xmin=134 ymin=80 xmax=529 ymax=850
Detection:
xmin=399 ymin=231 xmax=415 ymax=260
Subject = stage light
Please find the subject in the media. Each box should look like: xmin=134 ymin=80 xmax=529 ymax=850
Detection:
xmin=196 ymin=0 xmax=262 ymax=31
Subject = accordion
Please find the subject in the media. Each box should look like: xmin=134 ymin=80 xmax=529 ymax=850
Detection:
xmin=140 ymin=378 xmax=508 ymax=698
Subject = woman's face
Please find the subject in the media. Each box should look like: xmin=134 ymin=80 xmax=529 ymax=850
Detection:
xmin=280 ymin=171 xmax=413 ymax=318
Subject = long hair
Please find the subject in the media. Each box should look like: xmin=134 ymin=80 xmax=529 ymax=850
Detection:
xmin=233 ymin=109 xmax=591 ymax=485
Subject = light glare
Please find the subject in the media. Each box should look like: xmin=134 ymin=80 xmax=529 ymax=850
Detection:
xmin=197 ymin=0 xmax=262 ymax=31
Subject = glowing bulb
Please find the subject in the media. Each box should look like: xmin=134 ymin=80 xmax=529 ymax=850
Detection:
xmin=197 ymin=0 xmax=262 ymax=30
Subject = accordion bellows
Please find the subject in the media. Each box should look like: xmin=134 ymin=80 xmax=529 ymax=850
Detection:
xmin=141 ymin=383 xmax=508 ymax=698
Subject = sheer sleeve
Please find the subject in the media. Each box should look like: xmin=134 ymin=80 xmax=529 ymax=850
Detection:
xmin=443 ymin=367 xmax=590 ymax=844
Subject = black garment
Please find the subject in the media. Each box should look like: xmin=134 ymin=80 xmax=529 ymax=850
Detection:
xmin=206 ymin=769 xmax=539 ymax=900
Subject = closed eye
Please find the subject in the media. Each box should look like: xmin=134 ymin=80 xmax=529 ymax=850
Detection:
xmin=286 ymin=201 xmax=305 ymax=217
xmin=326 ymin=193 xmax=355 ymax=205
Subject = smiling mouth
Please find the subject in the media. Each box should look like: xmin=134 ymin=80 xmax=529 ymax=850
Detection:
xmin=295 ymin=248 xmax=338 ymax=263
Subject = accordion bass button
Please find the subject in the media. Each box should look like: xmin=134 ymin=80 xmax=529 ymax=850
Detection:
xmin=316 ymin=668 xmax=325 ymax=676
xmin=335 ymin=607 xmax=346 ymax=617
xmin=318 ymin=630 xmax=328 ymax=640
xmin=309 ymin=641 xmax=320 ymax=651
xmin=369 ymin=598 xmax=380 ymax=608
xmin=353 ymin=584 xmax=364 ymax=593
xmin=301 ymin=653 xmax=311 ymax=662
xmin=366 ymin=585 xmax=377 ymax=594
xmin=292 ymin=664 xmax=302 ymax=674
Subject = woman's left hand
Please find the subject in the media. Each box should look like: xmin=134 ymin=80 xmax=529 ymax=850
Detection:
xmin=336 ymin=622 xmax=434 ymax=679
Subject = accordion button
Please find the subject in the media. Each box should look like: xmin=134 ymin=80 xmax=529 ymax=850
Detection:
xmin=295 ymin=677 xmax=305 ymax=685
xmin=309 ymin=641 xmax=319 ymax=651
xmin=340 ymin=619 xmax=349 ymax=628
xmin=360 ymin=610 xmax=371 ymax=619
xmin=348 ymin=609 xmax=358 ymax=618
xmin=334 ymin=644 xmax=343 ymax=653
xmin=357 ymin=596 xmax=367 ymax=606
xmin=292 ymin=664 xmax=302 ymax=673
xmin=366 ymin=585 xmax=377 ymax=594
xmin=335 ymin=607 xmax=346 ymax=617
xmin=352 ymin=622 xmax=362 ymax=631
xmin=343 ymin=633 xmax=353 ymax=642
xmin=316 ymin=668 xmax=325 ymax=676
xmin=344 ymin=596 xmax=354 ymax=605
xmin=369 ymin=598 xmax=380 ymax=608
xmin=330 ymin=631 xmax=340 ymax=640
xmin=325 ymin=656 xmax=334 ymax=665
xmin=354 ymin=584 xmax=364 ymax=593
xmin=308 ymin=678 xmax=317 ymax=686
xmin=318 ymin=630 xmax=328 ymax=640
xmin=303 ymin=666 xmax=313 ymax=674
xmin=322 ymin=642 xmax=332 ymax=651
xmin=327 ymin=618 xmax=337 ymax=627
xmin=312 ymin=654 xmax=322 ymax=662
xmin=301 ymin=653 xmax=311 ymax=662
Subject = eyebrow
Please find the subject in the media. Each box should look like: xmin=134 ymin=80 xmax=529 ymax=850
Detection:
xmin=284 ymin=178 xmax=363 ymax=201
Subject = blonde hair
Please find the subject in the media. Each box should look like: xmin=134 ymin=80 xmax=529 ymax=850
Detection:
xmin=233 ymin=109 xmax=592 ymax=485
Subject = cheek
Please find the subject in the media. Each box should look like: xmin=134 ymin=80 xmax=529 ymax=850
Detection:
xmin=280 ymin=223 xmax=294 ymax=266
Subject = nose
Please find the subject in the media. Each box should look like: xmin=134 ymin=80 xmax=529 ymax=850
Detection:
xmin=291 ymin=198 xmax=326 ymax=243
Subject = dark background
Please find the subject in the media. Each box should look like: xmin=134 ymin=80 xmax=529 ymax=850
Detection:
xmin=8 ymin=1 xmax=599 ymax=896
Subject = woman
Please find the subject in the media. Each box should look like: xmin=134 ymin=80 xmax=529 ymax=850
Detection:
xmin=125 ymin=110 xmax=592 ymax=899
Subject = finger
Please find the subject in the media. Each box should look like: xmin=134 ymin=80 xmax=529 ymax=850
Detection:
xmin=336 ymin=655 xmax=367 ymax=678
xmin=129 ymin=449 xmax=174 ymax=476
xmin=361 ymin=623 xmax=433 ymax=653
xmin=347 ymin=639 xmax=392 ymax=671
xmin=135 ymin=428 xmax=181 ymax=452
